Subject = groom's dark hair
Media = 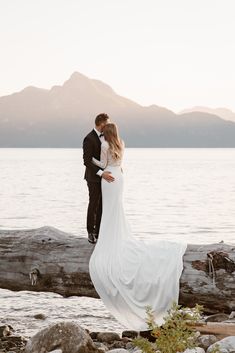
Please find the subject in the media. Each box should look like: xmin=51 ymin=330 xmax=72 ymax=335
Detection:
xmin=95 ymin=113 xmax=110 ymax=126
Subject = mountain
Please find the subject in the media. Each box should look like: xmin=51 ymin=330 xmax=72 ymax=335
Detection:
xmin=180 ymin=106 xmax=235 ymax=123
xmin=1 ymin=72 xmax=235 ymax=147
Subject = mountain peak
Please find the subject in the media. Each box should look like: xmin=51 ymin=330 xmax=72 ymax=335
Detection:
xmin=67 ymin=71 xmax=90 ymax=83
xmin=62 ymin=71 xmax=93 ymax=91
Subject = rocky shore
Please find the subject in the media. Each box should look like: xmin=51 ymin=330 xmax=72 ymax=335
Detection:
xmin=1 ymin=312 xmax=235 ymax=353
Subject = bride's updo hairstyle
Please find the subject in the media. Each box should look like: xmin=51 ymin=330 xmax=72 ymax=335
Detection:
xmin=103 ymin=123 xmax=124 ymax=161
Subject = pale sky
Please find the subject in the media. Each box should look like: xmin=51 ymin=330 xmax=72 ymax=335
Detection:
xmin=1 ymin=0 xmax=235 ymax=112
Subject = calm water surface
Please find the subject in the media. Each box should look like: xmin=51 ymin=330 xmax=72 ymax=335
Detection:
xmin=0 ymin=148 xmax=235 ymax=336
xmin=1 ymin=148 xmax=235 ymax=243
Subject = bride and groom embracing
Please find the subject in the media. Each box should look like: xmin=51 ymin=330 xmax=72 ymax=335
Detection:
xmin=83 ymin=113 xmax=187 ymax=330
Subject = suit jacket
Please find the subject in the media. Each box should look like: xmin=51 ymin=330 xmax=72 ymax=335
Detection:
xmin=83 ymin=129 xmax=102 ymax=182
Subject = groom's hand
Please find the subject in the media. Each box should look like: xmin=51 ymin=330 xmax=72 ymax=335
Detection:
xmin=101 ymin=171 xmax=115 ymax=182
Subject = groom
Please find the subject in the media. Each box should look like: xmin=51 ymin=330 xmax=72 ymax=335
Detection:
xmin=83 ymin=113 xmax=115 ymax=244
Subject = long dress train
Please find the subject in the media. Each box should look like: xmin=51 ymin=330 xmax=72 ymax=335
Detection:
xmin=89 ymin=141 xmax=187 ymax=330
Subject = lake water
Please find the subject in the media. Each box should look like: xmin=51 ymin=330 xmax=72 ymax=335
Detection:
xmin=0 ymin=148 xmax=235 ymax=337
xmin=1 ymin=148 xmax=235 ymax=243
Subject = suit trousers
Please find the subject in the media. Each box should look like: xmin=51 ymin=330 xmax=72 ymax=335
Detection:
xmin=86 ymin=181 xmax=102 ymax=235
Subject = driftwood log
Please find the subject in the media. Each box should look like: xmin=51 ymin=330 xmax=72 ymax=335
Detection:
xmin=193 ymin=322 xmax=235 ymax=336
xmin=0 ymin=226 xmax=235 ymax=314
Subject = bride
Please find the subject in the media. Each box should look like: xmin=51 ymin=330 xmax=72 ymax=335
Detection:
xmin=89 ymin=122 xmax=187 ymax=330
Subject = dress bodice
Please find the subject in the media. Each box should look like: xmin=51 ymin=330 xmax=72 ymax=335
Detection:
xmin=92 ymin=140 xmax=123 ymax=168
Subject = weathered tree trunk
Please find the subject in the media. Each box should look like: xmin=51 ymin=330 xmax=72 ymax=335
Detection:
xmin=0 ymin=226 xmax=234 ymax=314
xmin=193 ymin=322 xmax=235 ymax=336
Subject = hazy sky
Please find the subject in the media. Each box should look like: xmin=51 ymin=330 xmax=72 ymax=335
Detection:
xmin=1 ymin=0 xmax=235 ymax=112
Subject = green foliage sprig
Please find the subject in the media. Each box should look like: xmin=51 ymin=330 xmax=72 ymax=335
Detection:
xmin=134 ymin=302 xmax=204 ymax=353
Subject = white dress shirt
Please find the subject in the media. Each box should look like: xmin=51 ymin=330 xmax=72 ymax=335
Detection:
xmin=94 ymin=127 xmax=104 ymax=177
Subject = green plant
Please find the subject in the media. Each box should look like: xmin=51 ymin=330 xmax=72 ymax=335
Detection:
xmin=134 ymin=302 xmax=204 ymax=353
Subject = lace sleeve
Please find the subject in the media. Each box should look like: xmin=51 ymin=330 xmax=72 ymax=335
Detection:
xmin=92 ymin=141 xmax=109 ymax=169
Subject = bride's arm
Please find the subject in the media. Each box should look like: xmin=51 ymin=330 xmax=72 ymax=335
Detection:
xmin=92 ymin=141 xmax=109 ymax=169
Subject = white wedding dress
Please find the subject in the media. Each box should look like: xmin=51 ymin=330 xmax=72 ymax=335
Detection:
xmin=89 ymin=141 xmax=187 ymax=330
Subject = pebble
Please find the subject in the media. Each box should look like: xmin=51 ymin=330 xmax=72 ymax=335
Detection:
xmin=97 ymin=332 xmax=121 ymax=344
xmin=229 ymin=312 xmax=235 ymax=319
xmin=93 ymin=341 xmax=109 ymax=352
xmin=0 ymin=325 xmax=13 ymax=338
xmin=33 ymin=313 xmax=47 ymax=320
xmin=196 ymin=334 xmax=218 ymax=350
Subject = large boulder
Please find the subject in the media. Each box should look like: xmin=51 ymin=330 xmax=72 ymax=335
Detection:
xmin=25 ymin=322 xmax=99 ymax=353
xmin=207 ymin=336 xmax=235 ymax=352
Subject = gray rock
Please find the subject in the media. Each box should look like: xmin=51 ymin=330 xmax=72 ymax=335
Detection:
xmin=93 ymin=341 xmax=109 ymax=352
xmin=122 ymin=331 xmax=138 ymax=339
xmin=25 ymin=321 xmax=98 ymax=353
xmin=109 ymin=341 xmax=126 ymax=350
xmin=97 ymin=332 xmax=121 ymax=344
xmin=207 ymin=336 xmax=235 ymax=352
xmin=127 ymin=346 xmax=144 ymax=353
xmin=183 ymin=348 xmax=205 ymax=353
xmin=0 ymin=325 xmax=12 ymax=337
xmin=90 ymin=332 xmax=99 ymax=340
xmin=34 ymin=313 xmax=47 ymax=320
xmin=197 ymin=335 xmax=218 ymax=350
xmin=107 ymin=348 xmax=129 ymax=353
xmin=229 ymin=312 xmax=235 ymax=319
xmin=125 ymin=342 xmax=135 ymax=351
xmin=205 ymin=314 xmax=229 ymax=322
xmin=0 ymin=334 xmax=27 ymax=352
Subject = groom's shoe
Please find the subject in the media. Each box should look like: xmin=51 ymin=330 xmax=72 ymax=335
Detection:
xmin=139 ymin=330 xmax=155 ymax=342
xmin=88 ymin=233 xmax=96 ymax=244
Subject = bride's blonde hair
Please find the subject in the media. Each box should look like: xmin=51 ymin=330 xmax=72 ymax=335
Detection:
xmin=103 ymin=123 xmax=124 ymax=160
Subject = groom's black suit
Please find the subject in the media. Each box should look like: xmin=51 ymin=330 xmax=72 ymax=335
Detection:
xmin=83 ymin=129 xmax=103 ymax=236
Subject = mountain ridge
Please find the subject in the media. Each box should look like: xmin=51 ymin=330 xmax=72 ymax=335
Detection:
xmin=0 ymin=71 xmax=235 ymax=147
xmin=180 ymin=106 xmax=235 ymax=123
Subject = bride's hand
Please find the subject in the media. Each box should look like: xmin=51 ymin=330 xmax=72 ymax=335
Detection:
xmin=102 ymin=171 xmax=115 ymax=183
